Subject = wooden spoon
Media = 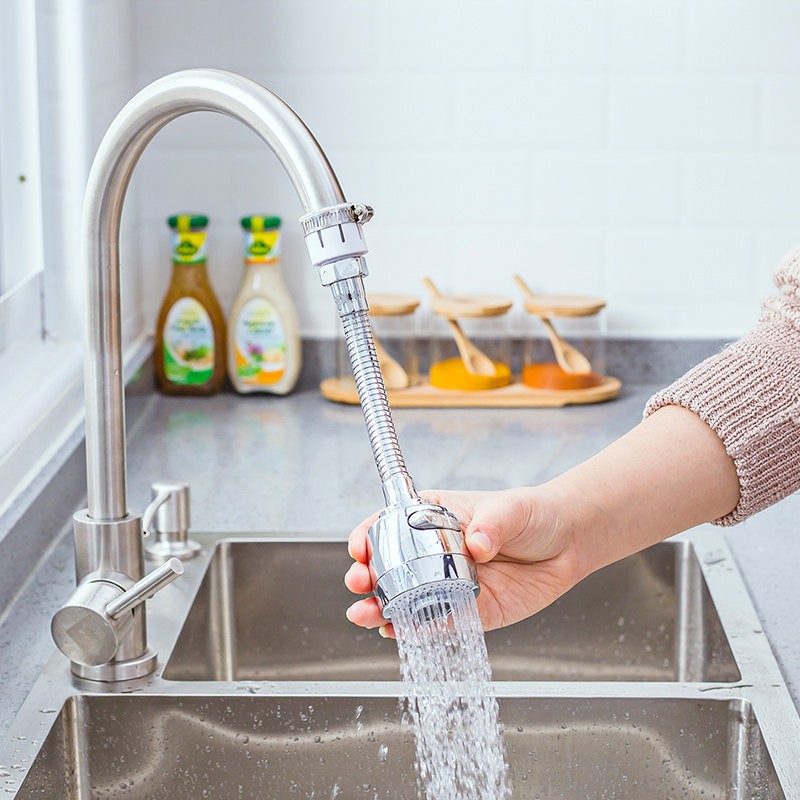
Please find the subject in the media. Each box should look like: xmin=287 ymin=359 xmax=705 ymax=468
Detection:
xmin=538 ymin=316 xmax=593 ymax=375
xmin=422 ymin=278 xmax=497 ymax=377
xmin=513 ymin=275 xmax=593 ymax=375
xmin=373 ymin=332 xmax=411 ymax=390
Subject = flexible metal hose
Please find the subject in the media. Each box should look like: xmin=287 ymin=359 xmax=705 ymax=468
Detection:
xmin=341 ymin=308 xmax=411 ymax=488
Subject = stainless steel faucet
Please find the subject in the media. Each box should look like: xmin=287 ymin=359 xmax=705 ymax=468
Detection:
xmin=51 ymin=69 xmax=477 ymax=682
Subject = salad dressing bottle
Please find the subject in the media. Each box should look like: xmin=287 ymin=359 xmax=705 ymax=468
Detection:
xmin=154 ymin=214 xmax=227 ymax=395
xmin=228 ymin=216 xmax=301 ymax=394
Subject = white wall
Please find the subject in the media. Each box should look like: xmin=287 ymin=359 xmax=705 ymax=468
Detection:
xmin=38 ymin=0 xmax=142 ymax=350
xmin=127 ymin=0 xmax=800 ymax=339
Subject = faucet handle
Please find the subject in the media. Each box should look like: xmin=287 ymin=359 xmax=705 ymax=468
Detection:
xmin=52 ymin=559 xmax=184 ymax=668
xmin=105 ymin=558 xmax=184 ymax=618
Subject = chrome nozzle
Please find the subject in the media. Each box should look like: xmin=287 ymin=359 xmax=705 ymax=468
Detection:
xmin=367 ymin=502 xmax=479 ymax=620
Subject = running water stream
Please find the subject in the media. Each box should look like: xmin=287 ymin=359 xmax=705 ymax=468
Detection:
xmin=391 ymin=583 xmax=511 ymax=800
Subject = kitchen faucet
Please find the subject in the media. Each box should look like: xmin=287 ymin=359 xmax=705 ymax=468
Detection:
xmin=50 ymin=69 xmax=478 ymax=682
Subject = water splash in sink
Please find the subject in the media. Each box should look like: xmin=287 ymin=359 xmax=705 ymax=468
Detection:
xmin=392 ymin=583 xmax=510 ymax=799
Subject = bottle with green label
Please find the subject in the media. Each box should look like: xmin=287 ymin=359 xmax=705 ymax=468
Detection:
xmin=228 ymin=216 xmax=301 ymax=395
xmin=155 ymin=214 xmax=227 ymax=395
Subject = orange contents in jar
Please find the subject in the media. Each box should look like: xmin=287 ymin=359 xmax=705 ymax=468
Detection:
xmin=522 ymin=363 xmax=604 ymax=391
xmin=430 ymin=358 xmax=511 ymax=391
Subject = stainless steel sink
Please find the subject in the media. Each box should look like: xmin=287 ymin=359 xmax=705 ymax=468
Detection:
xmin=165 ymin=540 xmax=739 ymax=682
xmin=14 ymin=695 xmax=785 ymax=799
xmin=4 ymin=531 xmax=800 ymax=799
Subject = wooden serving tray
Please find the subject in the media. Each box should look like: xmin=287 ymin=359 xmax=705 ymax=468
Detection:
xmin=320 ymin=375 xmax=622 ymax=408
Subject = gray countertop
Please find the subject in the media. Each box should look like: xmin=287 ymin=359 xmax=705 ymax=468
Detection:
xmin=2 ymin=383 xmax=799 ymax=735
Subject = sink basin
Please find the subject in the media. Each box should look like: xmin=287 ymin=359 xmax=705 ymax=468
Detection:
xmin=5 ymin=532 xmax=799 ymax=799
xmin=16 ymin=694 xmax=784 ymax=799
xmin=165 ymin=540 xmax=739 ymax=682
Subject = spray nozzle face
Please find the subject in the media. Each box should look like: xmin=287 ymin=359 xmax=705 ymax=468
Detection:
xmin=367 ymin=502 xmax=479 ymax=621
xmin=409 ymin=592 xmax=454 ymax=625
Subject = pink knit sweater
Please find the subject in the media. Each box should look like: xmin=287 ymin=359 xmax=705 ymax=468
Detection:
xmin=644 ymin=245 xmax=800 ymax=526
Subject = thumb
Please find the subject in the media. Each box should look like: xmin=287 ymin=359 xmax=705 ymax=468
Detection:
xmin=464 ymin=490 xmax=531 ymax=564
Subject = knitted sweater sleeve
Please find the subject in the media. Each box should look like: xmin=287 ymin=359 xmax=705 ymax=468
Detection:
xmin=644 ymin=245 xmax=800 ymax=526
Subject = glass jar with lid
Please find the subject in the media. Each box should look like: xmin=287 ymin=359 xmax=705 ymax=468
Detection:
xmin=518 ymin=290 xmax=606 ymax=391
xmin=425 ymin=283 xmax=513 ymax=391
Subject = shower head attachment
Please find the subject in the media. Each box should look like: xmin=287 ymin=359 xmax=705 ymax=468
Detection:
xmin=367 ymin=501 xmax=480 ymax=621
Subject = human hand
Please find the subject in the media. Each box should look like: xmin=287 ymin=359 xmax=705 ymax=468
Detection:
xmin=345 ymin=406 xmax=742 ymax=638
xmin=344 ymin=486 xmax=589 ymax=638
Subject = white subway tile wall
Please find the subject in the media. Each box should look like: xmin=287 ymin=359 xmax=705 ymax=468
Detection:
xmin=126 ymin=0 xmax=800 ymax=338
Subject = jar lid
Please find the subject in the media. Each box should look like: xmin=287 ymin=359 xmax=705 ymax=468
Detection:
xmin=430 ymin=294 xmax=513 ymax=319
xmin=369 ymin=294 xmax=420 ymax=316
xmin=522 ymin=294 xmax=606 ymax=318
xmin=241 ymin=215 xmax=281 ymax=231
xmin=167 ymin=214 xmax=208 ymax=230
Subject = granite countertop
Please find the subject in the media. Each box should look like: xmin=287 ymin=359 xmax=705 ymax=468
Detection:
xmin=2 ymin=383 xmax=799 ymax=735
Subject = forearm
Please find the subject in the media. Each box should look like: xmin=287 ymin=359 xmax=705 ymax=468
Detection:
xmin=548 ymin=405 xmax=740 ymax=578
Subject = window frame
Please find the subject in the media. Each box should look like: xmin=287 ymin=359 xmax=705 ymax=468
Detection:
xmin=0 ymin=0 xmax=45 ymax=310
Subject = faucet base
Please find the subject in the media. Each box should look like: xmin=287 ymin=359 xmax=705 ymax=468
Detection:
xmin=70 ymin=647 xmax=158 ymax=683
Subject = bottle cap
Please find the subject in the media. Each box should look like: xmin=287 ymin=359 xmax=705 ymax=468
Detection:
xmin=167 ymin=214 xmax=209 ymax=230
xmin=241 ymin=216 xmax=281 ymax=231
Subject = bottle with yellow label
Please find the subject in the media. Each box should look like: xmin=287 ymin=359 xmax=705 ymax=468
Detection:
xmin=154 ymin=214 xmax=227 ymax=395
xmin=228 ymin=216 xmax=301 ymax=395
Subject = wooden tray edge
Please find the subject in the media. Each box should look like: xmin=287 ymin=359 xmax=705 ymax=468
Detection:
xmin=319 ymin=376 xmax=623 ymax=408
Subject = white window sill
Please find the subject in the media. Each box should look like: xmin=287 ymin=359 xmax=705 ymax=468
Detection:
xmin=0 ymin=335 xmax=150 ymax=519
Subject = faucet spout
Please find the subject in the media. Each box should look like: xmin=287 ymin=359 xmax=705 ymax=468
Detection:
xmin=57 ymin=68 xmax=475 ymax=680
xmin=83 ymin=68 xmax=347 ymax=522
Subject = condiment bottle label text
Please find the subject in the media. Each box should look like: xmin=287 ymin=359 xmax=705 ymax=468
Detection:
xmin=163 ymin=297 xmax=215 ymax=384
xmin=234 ymin=298 xmax=286 ymax=384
